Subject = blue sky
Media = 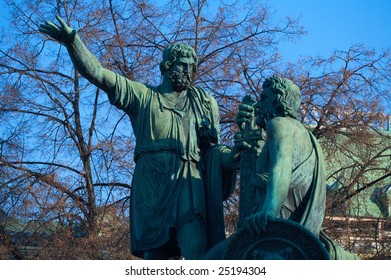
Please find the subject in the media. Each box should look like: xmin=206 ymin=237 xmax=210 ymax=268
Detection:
xmin=0 ymin=0 xmax=390 ymax=62
xmin=271 ymin=0 xmax=391 ymax=61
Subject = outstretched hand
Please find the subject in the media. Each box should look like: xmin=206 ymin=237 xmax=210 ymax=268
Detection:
xmin=39 ymin=15 xmax=76 ymax=44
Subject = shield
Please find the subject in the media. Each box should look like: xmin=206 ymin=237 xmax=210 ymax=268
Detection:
xmin=223 ymin=218 xmax=330 ymax=260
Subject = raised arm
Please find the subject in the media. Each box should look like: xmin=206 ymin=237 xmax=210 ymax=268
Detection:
xmin=39 ymin=16 xmax=116 ymax=93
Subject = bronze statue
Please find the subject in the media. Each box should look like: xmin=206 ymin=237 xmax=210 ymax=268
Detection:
xmin=242 ymin=76 xmax=326 ymax=237
xmin=39 ymin=16 xmax=247 ymax=260
xmin=239 ymin=77 xmax=358 ymax=259
xmin=206 ymin=76 xmax=358 ymax=259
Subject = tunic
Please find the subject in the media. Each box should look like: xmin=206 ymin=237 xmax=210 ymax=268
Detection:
xmin=106 ymin=74 xmax=234 ymax=258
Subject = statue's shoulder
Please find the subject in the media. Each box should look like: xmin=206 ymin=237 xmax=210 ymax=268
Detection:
xmin=190 ymin=86 xmax=212 ymax=98
xmin=189 ymin=86 xmax=217 ymax=106
xmin=266 ymin=117 xmax=296 ymax=139
xmin=269 ymin=116 xmax=305 ymax=128
xmin=267 ymin=116 xmax=292 ymax=127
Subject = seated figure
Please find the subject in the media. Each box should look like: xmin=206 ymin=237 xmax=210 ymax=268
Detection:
xmin=205 ymin=76 xmax=359 ymax=260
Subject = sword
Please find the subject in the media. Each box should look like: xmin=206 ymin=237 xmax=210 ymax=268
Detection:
xmin=234 ymin=95 xmax=264 ymax=222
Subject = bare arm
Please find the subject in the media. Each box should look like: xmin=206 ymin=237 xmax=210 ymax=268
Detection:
xmin=245 ymin=117 xmax=293 ymax=233
xmin=262 ymin=117 xmax=293 ymax=215
xmin=39 ymin=16 xmax=116 ymax=93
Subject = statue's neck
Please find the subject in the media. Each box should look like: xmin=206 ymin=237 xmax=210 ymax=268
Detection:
xmin=158 ymin=79 xmax=188 ymax=97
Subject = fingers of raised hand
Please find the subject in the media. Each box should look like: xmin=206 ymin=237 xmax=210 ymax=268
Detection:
xmin=39 ymin=20 xmax=61 ymax=35
xmin=39 ymin=17 xmax=76 ymax=43
xmin=56 ymin=15 xmax=71 ymax=31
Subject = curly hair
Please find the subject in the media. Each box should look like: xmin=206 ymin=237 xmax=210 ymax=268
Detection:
xmin=159 ymin=43 xmax=198 ymax=75
xmin=262 ymin=76 xmax=301 ymax=120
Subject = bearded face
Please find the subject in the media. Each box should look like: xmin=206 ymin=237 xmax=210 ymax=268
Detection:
xmin=165 ymin=56 xmax=195 ymax=92
xmin=169 ymin=69 xmax=192 ymax=92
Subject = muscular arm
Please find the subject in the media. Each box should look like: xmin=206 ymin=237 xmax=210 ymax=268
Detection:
xmin=40 ymin=16 xmax=116 ymax=93
xmin=66 ymin=33 xmax=116 ymax=93
xmin=245 ymin=117 xmax=293 ymax=234
xmin=262 ymin=117 xmax=293 ymax=216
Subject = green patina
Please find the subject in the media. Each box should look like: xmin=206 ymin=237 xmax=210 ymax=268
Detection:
xmin=39 ymin=16 xmax=243 ymax=260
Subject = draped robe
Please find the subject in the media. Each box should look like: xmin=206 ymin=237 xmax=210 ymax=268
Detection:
xmin=106 ymin=74 xmax=235 ymax=258
xmin=253 ymin=129 xmax=326 ymax=236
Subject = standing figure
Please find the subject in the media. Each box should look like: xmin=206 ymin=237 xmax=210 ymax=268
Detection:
xmin=39 ymin=16 xmax=244 ymax=260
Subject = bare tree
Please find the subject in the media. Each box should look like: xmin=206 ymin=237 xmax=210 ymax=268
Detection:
xmin=286 ymin=45 xmax=391 ymax=205
xmin=0 ymin=0 xmax=304 ymax=259
xmin=0 ymin=0 xmax=135 ymax=259
xmin=1 ymin=0 xmax=389 ymax=259
xmin=281 ymin=45 xmax=391 ymax=259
